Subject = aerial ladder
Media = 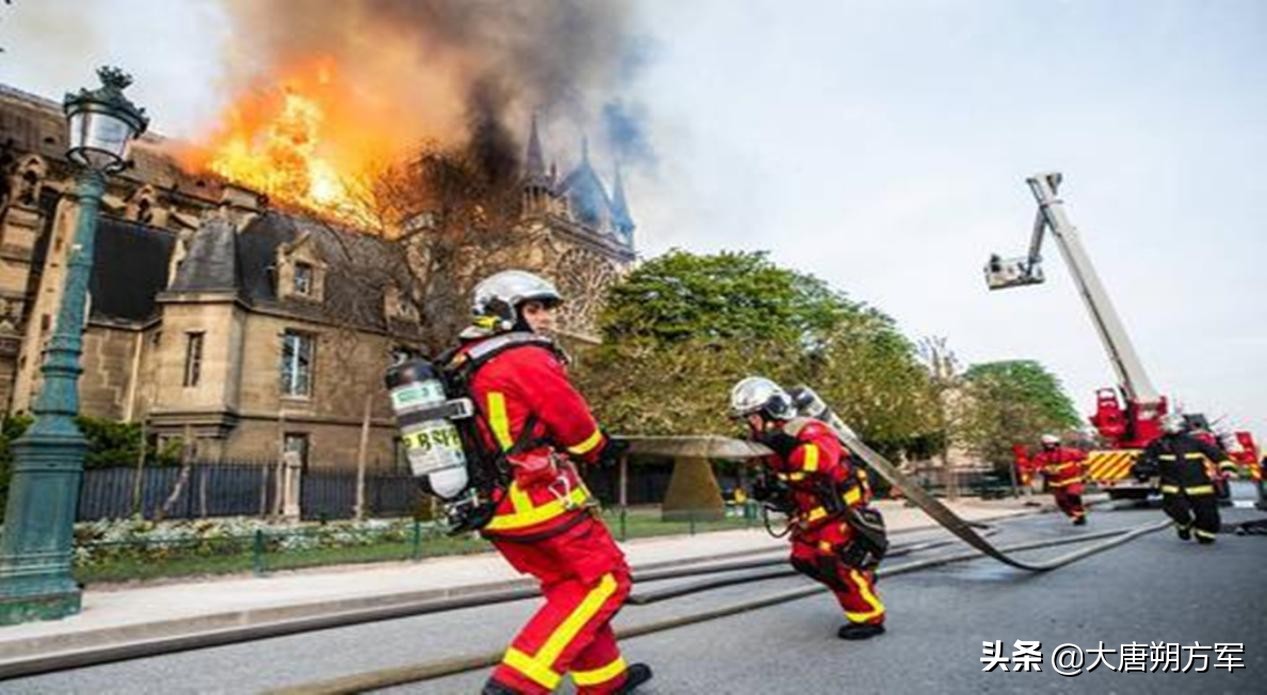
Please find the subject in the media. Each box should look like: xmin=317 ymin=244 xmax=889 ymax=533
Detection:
xmin=984 ymin=172 xmax=1258 ymax=499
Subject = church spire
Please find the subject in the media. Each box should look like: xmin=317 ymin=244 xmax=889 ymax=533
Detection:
xmin=611 ymin=160 xmax=635 ymax=239
xmin=524 ymin=113 xmax=545 ymax=179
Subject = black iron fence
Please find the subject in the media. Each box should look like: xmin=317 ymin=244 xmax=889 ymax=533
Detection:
xmin=76 ymin=460 xmax=422 ymax=522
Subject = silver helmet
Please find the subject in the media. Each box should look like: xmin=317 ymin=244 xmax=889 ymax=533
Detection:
xmin=729 ymin=376 xmax=797 ymax=421
xmin=471 ymin=270 xmax=563 ymax=332
xmin=1040 ymin=434 xmax=1060 ymax=446
xmin=1160 ymin=413 xmax=1186 ymax=435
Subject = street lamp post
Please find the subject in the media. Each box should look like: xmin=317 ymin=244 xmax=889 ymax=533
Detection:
xmin=0 ymin=67 xmax=147 ymax=625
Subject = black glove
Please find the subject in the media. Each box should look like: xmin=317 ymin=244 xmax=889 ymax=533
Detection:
xmin=594 ymin=434 xmax=630 ymax=469
xmin=752 ymin=478 xmax=773 ymax=502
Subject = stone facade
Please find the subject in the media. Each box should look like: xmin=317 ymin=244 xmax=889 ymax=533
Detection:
xmin=0 ymin=83 xmax=635 ymax=469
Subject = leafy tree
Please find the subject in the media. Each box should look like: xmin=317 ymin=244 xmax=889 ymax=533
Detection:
xmin=956 ymin=360 xmax=1081 ymax=472
xmin=575 ymin=250 xmax=937 ymax=456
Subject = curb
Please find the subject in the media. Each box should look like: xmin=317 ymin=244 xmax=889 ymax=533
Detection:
xmin=0 ymin=504 xmax=1046 ymax=664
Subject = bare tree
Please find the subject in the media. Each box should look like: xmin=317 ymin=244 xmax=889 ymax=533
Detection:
xmin=156 ymin=424 xmax=195 ymax=521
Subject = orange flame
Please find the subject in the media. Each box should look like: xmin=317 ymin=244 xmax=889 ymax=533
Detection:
xmin=184 ymin=58 xmax=419 ymax=226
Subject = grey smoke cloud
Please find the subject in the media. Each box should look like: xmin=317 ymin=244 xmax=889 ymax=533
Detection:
xmin=221 ymin=0 xmax=656 ymax=170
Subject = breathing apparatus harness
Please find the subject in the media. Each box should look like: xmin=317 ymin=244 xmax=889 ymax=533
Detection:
xmin=752 ymin=389 xmax=890 ymax=571
xmin=387 ymin=332 xmax=578 ymax=535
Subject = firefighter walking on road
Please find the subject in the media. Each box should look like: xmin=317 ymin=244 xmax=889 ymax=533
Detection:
xmin=446 ymin=270 xmax=652 ymax=695
xmin=1136 ymin=414 xmax=1240 ymax=544
xmin=1031 ymin=434 xmax=1088 ymax=525
xmin=731 ymin=377 xmax=888 ymax=640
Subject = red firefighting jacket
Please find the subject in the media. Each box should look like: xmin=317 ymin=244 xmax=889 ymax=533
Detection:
xmin=455 ymin=336 xmax=606 ymax=540
xmin=1031 ymin=446 xmax=1086 ymax=489
xmin=764 ymin=418 xmax=871 ymax=534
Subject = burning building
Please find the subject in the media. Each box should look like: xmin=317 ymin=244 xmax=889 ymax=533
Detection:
xmin=0 ymin=80 xmax=636 ymax=471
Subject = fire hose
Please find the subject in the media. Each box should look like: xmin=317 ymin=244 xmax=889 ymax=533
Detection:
xmin=264 ymin=520 xmax=1172 ymax=695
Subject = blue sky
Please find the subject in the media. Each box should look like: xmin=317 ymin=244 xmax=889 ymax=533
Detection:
xmin=2 ymin=1 xmax=1264 ymax=439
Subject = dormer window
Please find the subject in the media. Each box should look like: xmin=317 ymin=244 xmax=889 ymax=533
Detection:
xmin=277 ymin=235 xmax=325 ymax=302
xmin=294 ymin=262 xmax=314 ymax=296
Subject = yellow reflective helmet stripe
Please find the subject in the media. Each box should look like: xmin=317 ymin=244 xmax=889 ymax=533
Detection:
xmin=567 ymin=429 xmax=604 ymax=456
xmin=503 ymin=648 xmax=561 ymax=690
xmin=487 ymin=392 xmax=513 ymax=451
xmin=572 ymin=657 xmax=627 ymax=686
xmin=484 ymin=487 xmax=589 ymax=531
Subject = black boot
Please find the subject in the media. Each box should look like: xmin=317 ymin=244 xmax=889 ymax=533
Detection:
xmin=615 ymin=663 xmax=654 ymax=694
xmin=1176 ymin=525 xmax=1191 ymax=541
xmin=1073 ymin=515 xmax=1087 ymax=526
xmin=838 ymin=622 xmax=886 ymax=640
xmin=481 ymin=678 xmax=519 ymax=695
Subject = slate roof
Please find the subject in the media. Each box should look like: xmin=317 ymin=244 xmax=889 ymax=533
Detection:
xmin=88 ymin=217 xmax=177 ymax=323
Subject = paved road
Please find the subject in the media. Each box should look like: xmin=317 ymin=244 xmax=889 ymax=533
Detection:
xmin=5 ymin=498 xmax=1264 ymax=694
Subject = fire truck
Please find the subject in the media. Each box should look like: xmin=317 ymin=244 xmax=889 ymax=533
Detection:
xmin=984 ymin=172 xmax=1259 ymax=499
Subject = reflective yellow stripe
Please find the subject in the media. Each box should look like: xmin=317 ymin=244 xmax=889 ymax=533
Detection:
xmin=1048 ymin=477 xmax=1083 ymax=488
xmin=818 ymin=541 xmax=833 ymax=553
xmin=802 ymin=445 xmax=819 ymax=472
xmin=806 ymin=507 xmax=827 ymax=522
xmin=1218 ymin=461 xmax=1239 ymax=472
xmin=1185 ymin=485 xmax=1215 ymax=496
xmin=844 ymin=569 xmax=885 ymax=623
xmin=1183 ymin=454 xmax=1204 ymax=460
xmin=843 ymin=486 xmax=862 ymax=505
xmin=1194 ymin=528 xmax=1217 ymax=539
xmin=786 ymin=472 xmax=806 ymax=482
xmin=484 ymin=487 xmax=589 ymax=531
xmin=487 ymin=392 xmax=513 ymax=450
xmin=503 ymin=648 xmax=561 ymax=690
xmin=1159 ymin=454 xmax=1177 ymax=460
xmin=536 ymin=574 xmax=618 ymax=669
xmin=1160 ymin=485 xmax=1180 ymax=494
xmin=572 ymin=657 xmax=627 ymax=686
xmin=567 ymin=429 xmax=604 ymax=456
xmin=508 ymin=481 xmax=532 ymax=513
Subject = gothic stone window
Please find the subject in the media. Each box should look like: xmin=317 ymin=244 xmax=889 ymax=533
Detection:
xmin=554 ymin=247 xmax=618 ymax=337
xmin=280 ymin=330 xmax=315 ymax=398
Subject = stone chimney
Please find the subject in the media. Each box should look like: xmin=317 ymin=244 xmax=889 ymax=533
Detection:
xmin=218 ymin=182 xmax=265 ymax=231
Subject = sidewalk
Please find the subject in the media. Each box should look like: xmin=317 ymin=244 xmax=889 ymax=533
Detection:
xmin=0 ymin=496 xmax=1049 ymax=662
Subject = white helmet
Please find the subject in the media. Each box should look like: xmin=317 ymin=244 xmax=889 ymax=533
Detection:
xmin=1040 ymin=434 xmax=1060 ymax=446
xmin=1160 ymin=413 xmax=1186 ymax=435
xmin=471 ymin=270 xmax=563 ymax=332
xmin=729 ymin=377 xmax=796 ymax=421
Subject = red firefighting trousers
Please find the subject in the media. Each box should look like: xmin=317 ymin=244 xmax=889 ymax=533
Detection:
xmin=1050 ymin=481 xmax=1086 ymax=521
xmin=789 ymin=520 xmax=885 ymax=626
xmin=489 ymin=515 xmax=633 ymax=694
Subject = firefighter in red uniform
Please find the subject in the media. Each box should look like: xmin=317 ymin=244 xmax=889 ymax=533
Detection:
xmin=731 ymin=377 xmax=887 ymax=640
xmin=1031 ymin=434 xmax=1088 ymax=525
xmin=447 ymin=270 xmax=652 ymax=695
